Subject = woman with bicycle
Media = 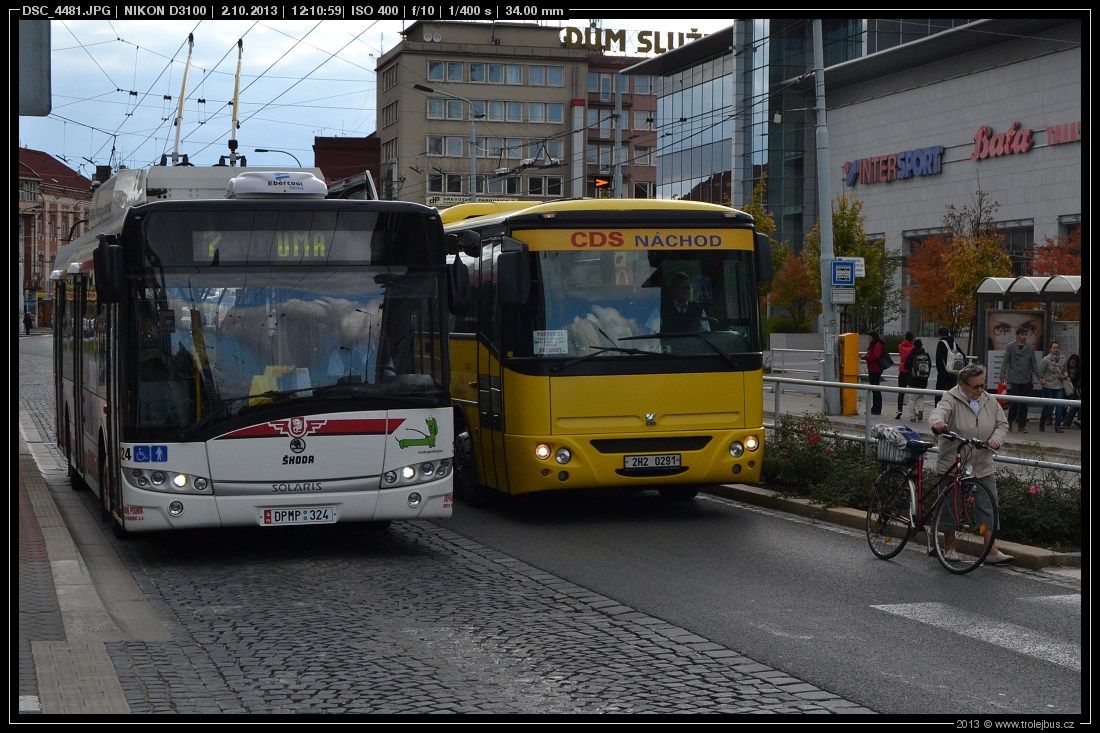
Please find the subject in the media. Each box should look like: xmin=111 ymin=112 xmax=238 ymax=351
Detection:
xmin=929 ymin=363 xmax=1013 ymax=565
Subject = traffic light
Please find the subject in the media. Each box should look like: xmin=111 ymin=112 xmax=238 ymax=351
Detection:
xmin=593 ymin=176 xmax=610 ymax=190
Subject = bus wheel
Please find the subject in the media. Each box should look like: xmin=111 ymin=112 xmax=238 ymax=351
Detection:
xmin=66 ymin=424 xmax=83 ymax=490
xmin=453 ymin=431 xmax=486 ymax=505
xmin=659 ymin=487 xmax=699 ymax=502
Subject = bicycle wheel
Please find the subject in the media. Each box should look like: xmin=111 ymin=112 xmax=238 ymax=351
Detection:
xmin=931 ymin=480 xmax=996 ymax=574
xmin=866 ymin=467 xmax=913 ymax=559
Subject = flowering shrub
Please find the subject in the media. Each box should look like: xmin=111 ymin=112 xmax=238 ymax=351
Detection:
xmin=996 ymin=469 xmax=1081 ymax=550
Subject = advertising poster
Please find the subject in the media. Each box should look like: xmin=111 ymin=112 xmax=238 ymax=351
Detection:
xmin=986 ymin=310 xmax=1044 ymax=387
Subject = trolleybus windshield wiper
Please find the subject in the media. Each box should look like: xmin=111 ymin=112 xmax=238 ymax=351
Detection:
xmin=554 ymin=346 xmax=651 ymax=371
xmin=619 ymin=331 xmax=736 ymax=366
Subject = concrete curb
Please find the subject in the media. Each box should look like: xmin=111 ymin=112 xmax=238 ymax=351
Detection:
xmin=705 ymin=483 xmax=1080 ymax=570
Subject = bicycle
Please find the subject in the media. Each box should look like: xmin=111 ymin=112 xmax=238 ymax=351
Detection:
xmin=865 ymin=430 xmax=999 ymax=574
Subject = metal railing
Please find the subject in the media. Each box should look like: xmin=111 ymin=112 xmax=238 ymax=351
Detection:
xmin=763 ymin=375 xmax=1081 ymax=474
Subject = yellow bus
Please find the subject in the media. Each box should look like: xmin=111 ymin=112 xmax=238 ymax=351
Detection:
xmin=442 ymin=198 xmax=773 ymax=503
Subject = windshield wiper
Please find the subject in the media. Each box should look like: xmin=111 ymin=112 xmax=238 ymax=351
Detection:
xmin=619 ymin=331 xmax=736 ymax=366
xmin=553 ymin=345 xmax=652 ymax=371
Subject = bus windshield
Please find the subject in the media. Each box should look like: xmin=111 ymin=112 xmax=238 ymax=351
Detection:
xmin=127 ymin=268 xmax=445 ymax=437
xmin=526 ymin=249 xmax=760 ymax=359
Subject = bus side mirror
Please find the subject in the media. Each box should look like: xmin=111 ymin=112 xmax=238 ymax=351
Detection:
xmin=497 ymin=250 xmax=530 ymax=305
xmin=93 ymin=235 xmax=125 ymax=303
xmin=754 ymin=232 xmax=773 ymax=284
xmin=446 ymin=230 xmax=482 ymax=258
xmin=448 ymin=259 xmax=472 ymax=315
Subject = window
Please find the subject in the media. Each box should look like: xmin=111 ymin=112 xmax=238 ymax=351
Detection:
xmin=506 ymin=64 xmax=523 ymax=85
xmin=447 ymin=99 xmax=464 ymax=120
xmin=446 ymin=174 xmax=463 ymax=193
xmin=616 ymin=74 xmax=628 ymax=93
xmin=587 ymin=72 xmax=599 ymax=93
xmin=446 ymin=62 xmax=463 ymax=82
xmin=381 ymin=64 xmax=397 ymax=91
xmin=600 ymin=74 xmax=612 ymax=101
xmin=999 ymin=223 xmax=1036 ymax=276
xmin=529 ymin=65 xmax=546 ymax=86
xmin=588 ymin=109 xmax=611 ymax=136
xmin=488 ymin=63 xmax=503 ymax=84
xmin=633 ymin=181 xmax=654 ymax=198
xmin=487 ymin=100 xmax=504 ymax=121
xmin=547 ymin=103 xmax=564 ymax=123
xmin=428 ymin=136 xmax=463 ymax=157
xmin=427 ymin=98 xmax=444 ymax=119
xmin=505 ymin=138 xmax=523 ymax=159
xmin=469 ymin=63 xmax=485 ymax=83
xmin=547 ymin=66 xmax=563 ymax=86
xmin=545 ymin=176 xmax=562 ymax=196
xmin=530 ymin=103 xmax=545 ymax=124
xmin=381 ymin=137 xmax=397 ymax=164
xmin=428 ymin=173 xmax=444 ymax=193
xmin=427 ymin=60 xmax=444 ymax=81
xmin=547 ymin=138 xmax=563 ymax=158
xmin=634 ymin=147 xmax=653 ymax=166
xmin=633 ymin=111 xmax=654 ymax=130
xmin=506 ymin=101 xmax=523 ymax=122
xmin=382 ymin=101 xmax=399 ymax=127
xmin=470 ymin=100 xmax=487 ymax=119
xmin=635 ymin=75 xmax=651 ymax=94
xmin=530 ymin=176 xmax=563 ymax=196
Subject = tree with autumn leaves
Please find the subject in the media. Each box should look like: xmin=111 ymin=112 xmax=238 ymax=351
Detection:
xmin=906 ymin=189 xmax=1012 ymax=336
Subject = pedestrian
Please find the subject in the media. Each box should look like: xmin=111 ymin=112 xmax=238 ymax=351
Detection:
xmin=23 ymin=311 xmax=33 ymax=336
xmin=929 ymin=363 xmax=1013 ymax=565
xmin=895 ymin=331 xmax=915 ymax=419
xmin=1062 ymin=353 xmax=1082 ymax=429
xmin=997 ymin=326 xmax=1041 ymax=433
xmin=934 ymin=327 xmax=966 ymax=392
xmin=862 ymin=329 xmax=886 ymax=416
xmin=1037 ymin=341 xmax=1069 ymax=433
xmin=904 ymin=338 xmax=932 ymax=422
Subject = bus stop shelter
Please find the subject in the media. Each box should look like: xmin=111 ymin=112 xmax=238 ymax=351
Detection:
xmin=973 ymin=275 xmax=1082 ymax=372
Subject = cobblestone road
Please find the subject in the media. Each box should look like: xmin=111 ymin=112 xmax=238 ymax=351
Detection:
xmin=21 ymin=340 xmax=871 ymax=714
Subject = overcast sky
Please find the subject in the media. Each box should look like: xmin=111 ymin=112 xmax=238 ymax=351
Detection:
xmin=16 ymin=18 xmax=733 ymax=175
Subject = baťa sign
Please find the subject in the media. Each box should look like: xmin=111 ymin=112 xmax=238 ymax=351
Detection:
xmin=971 ymin=121 xmax=1034 ymax=160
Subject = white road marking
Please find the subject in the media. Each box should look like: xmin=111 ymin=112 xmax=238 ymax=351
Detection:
xmin=871 ymin=601 xmax=1080 ymax=672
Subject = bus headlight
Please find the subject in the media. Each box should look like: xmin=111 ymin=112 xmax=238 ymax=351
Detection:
xmin=401 ymin=466 xmax=417 ymax=480
xmin=728 ymin=442 xmax=744 ymax=458
xmin=150 ymin=471 xmax=166 ymax=485
xmin=555 ymin=448 xmax=572 ymax=464
xmin=126 ymin=469 xmax=210 ymax=494
xmin=745 ymin=435 xmax=760 ymax=451
xmin=171 ymin=473 xmax=188 ymax=488
xmin=535 ymin=443 xmax=552 ymax=460
xmin=384 ymin=471 xmax=398 ymax=484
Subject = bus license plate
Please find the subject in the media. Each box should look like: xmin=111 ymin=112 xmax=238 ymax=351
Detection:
xmin=624 ymin=454 xmax=681 ymax=469
xmin=260 ymin=506 xmax=336 ymax=526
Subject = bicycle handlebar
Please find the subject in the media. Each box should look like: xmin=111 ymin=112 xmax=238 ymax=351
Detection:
xmin=934 ymin=430 xmax=991 ymax=452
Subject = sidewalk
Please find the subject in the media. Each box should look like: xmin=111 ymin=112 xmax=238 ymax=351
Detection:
xmin=17 ymin=410 xmax=171 ymax=716
xmin=764 ymin=386 xmax=1082 ymax=464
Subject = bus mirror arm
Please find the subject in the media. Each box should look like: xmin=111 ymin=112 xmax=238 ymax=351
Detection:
xmin=447 ymin=260 xmax=472 ymax=315
xmin=445 ymin=230 xmax=482 ymax=258
xmin=93 ymin=235 xmax=125 ymax=303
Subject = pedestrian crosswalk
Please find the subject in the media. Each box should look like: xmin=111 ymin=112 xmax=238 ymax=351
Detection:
xmin=871 ymin=599 xmax=1080 ymax=672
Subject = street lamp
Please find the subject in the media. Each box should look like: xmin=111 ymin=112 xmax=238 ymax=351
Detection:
xmin=254 ymin=148 xmax=303 ymax=166
xmin=413 ymin=83 xmax=479 ymax=201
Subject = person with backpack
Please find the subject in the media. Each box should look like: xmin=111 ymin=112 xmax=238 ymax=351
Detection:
xmin=997 ymin=326 xmax=1041 ymax=432
xmin=904 ymin=338 xmax=932 ymax=422
xmin=935 ymin=327 xmax=966 ymax=392
xmin=895 ymin=331 xmax=915 ymax=419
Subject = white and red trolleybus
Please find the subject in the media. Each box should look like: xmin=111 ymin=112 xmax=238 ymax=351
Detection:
xmin=52 ymin=166 xmax=473 ymax=535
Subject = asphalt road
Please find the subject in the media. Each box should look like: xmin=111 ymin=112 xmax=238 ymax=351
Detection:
xmin=440 ymin=489 xmax=1081 ymax=715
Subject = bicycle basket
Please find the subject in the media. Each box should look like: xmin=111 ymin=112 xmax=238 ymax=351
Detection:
xmin=876 ymin=438 xmax=912 ymax=464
